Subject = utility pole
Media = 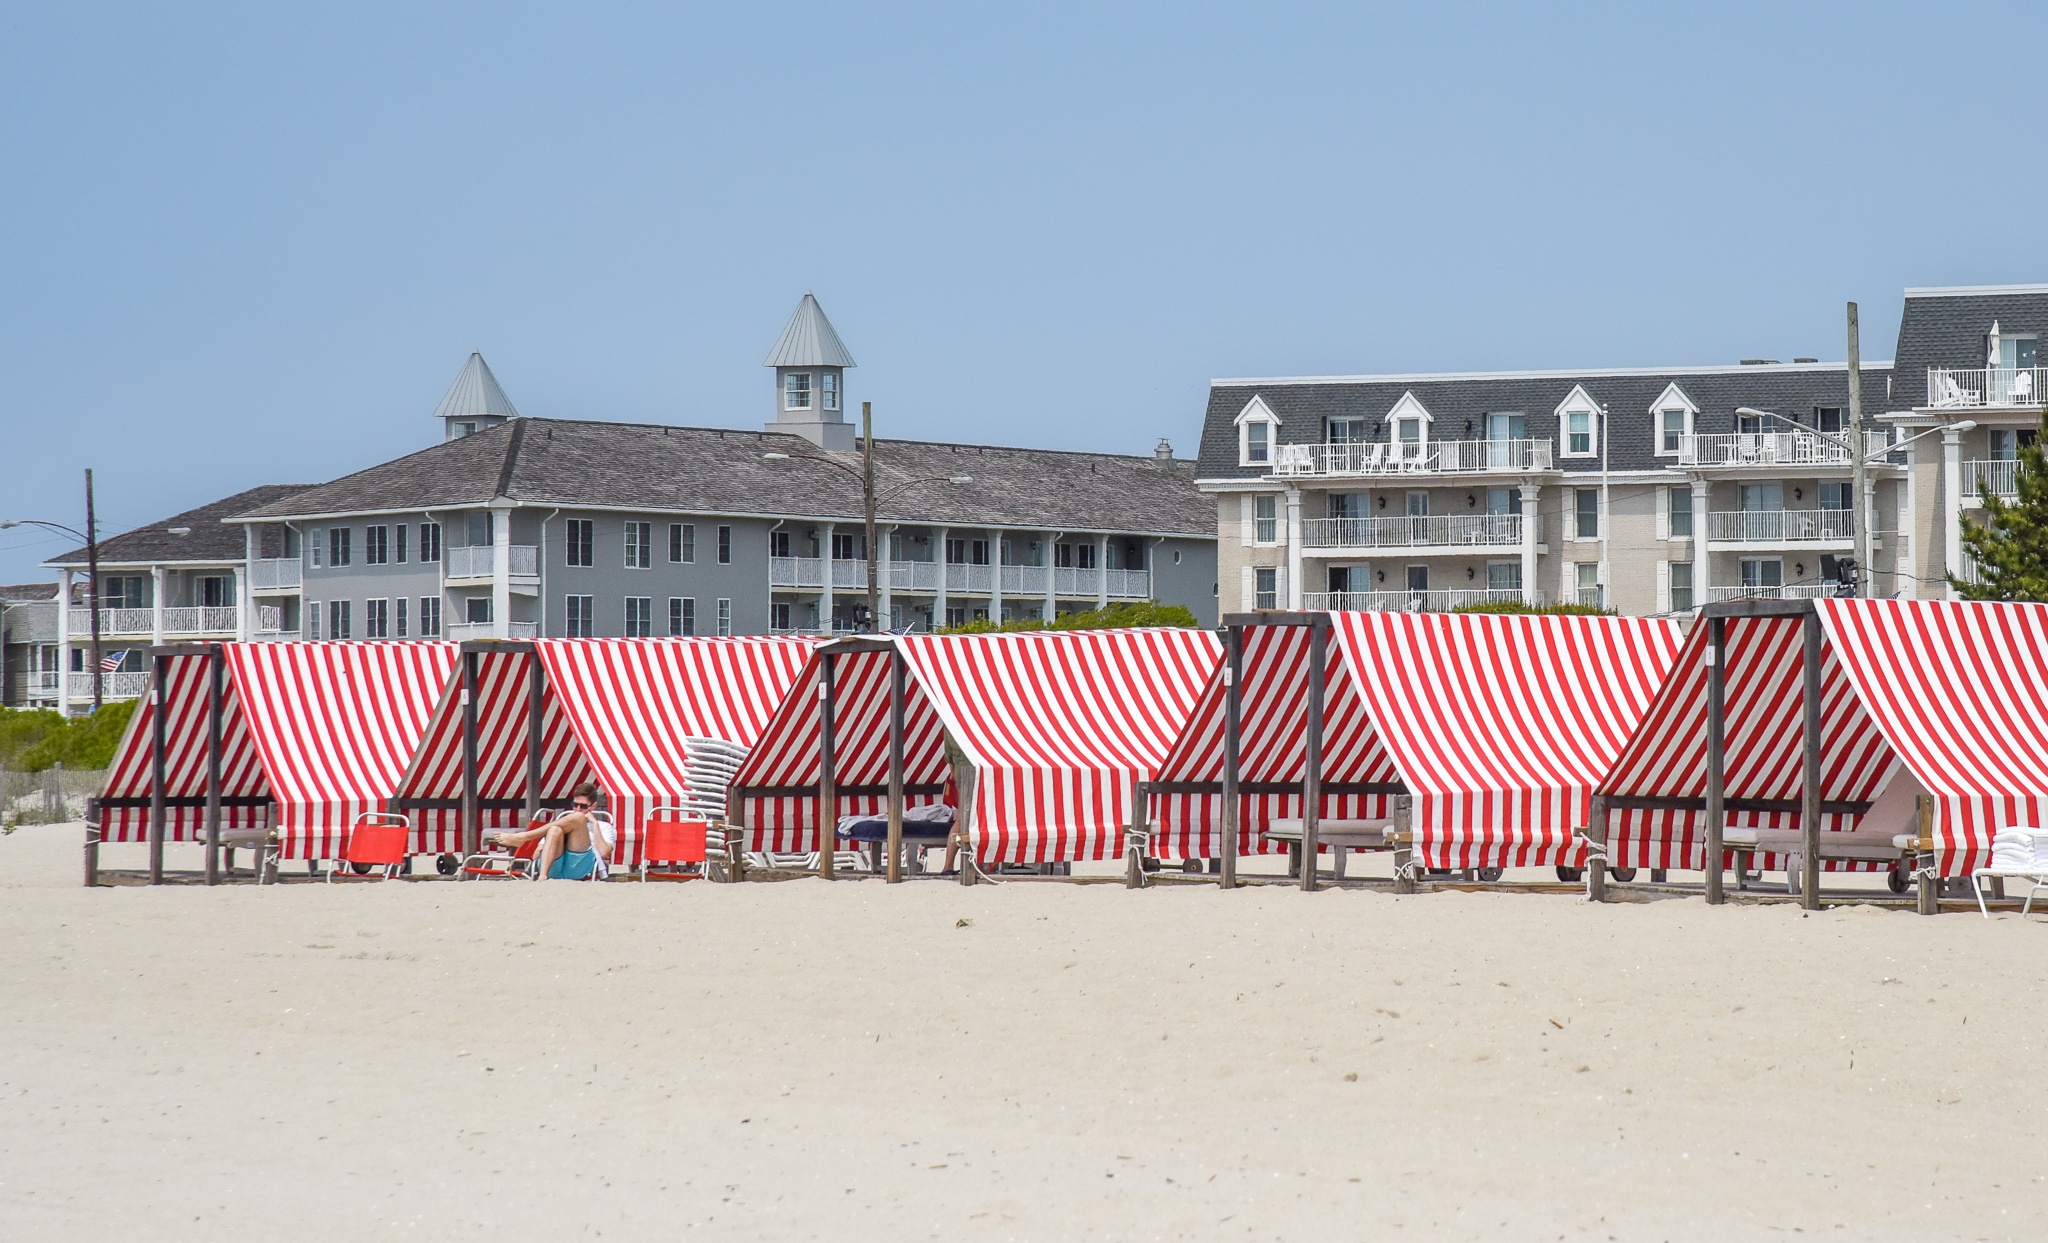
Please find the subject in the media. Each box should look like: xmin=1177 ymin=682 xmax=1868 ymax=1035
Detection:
xmin=1846 ymin=303 xmax=1869 ymax=596
xmin=85 ymin=468 xmax=103 ymax=713
xmin=862 ymin=401 xmax=880 ymax=632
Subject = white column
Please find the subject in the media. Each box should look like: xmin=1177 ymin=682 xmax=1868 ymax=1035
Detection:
xmin=1096 ymin=534 xmax=1110 ymax=608
xmin=55 ymin=569 xmax=72 ymax=712
xmin=239 ymin=525 xmax=255 ymax=642
xmin=1043 ymin=532 xmax=1059 ymax=623
xmin=1518 ymin=483 xmax=1541 ymax=605
xmin=1284 ymin=487 xmax=1304 ymax=609
xmin=1942 ymin=425 xmax=1965 ymax=599
xmin=1860 ymin=472 xmax=1880 ymax=597
xmin=150 ymin=566 xmax=165 ymax=645
xmin=878 ymin=525 xmax=895 ymax=630
xmin=990 ymin=532 xmax=1003 ymax=622
xmin=1691 ymin=479 xmax=1711 ymax=603
xmin=934 ymin=526 xmax=949 ymax=629
xmin=491 ymin=504 xmax=512 ymax=639
xmin=819 ymin=522 xmax=836 ymax=632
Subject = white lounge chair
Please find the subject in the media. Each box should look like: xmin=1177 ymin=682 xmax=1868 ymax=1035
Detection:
xmin=1972 ymin=827 xmax=2048 ymax=918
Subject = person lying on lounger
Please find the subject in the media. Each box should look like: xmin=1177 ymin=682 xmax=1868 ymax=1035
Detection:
xmin=486 ymin=783 xmax=614 ymax=881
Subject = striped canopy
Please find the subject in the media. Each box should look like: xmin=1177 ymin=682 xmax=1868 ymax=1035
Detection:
xmin=394 ymin=636 xmax=816 ymax=862
xmin=735 ymin=628 xmax=1221 ymax=863
xmin=1153 ymin=611 xmax=1683 ymax=868
xmin=98 ymin=642 xmax=458 ymax=858
xmin=1603 ymin=598 xmax=2048 ymax=877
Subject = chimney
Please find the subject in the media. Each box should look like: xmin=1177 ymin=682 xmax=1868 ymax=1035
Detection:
xmin=1154 ymin=438 xmax=1174 ymax=462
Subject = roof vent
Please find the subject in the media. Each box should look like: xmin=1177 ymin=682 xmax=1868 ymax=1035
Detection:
xmin=1154 ymin=438 xmax=1174 ymax=462
xmin=1793 ymin=357 xmax=1819 ymax=364
xmin=1739 ymin=359 xmax=1781 ymax=366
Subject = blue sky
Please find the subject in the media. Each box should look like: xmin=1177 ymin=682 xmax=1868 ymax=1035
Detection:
xmin=4 ymin=2 xmax=2043 ymax=581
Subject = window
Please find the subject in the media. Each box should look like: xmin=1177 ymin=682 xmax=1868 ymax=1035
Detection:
xmin=396 ymin=598 xmax=409 ymax=637
xmin=832 ymin=531 xmax=863 ymax=560
xmin=769 ymin=530 xmax=791 ymax=559
xmin=466 ymin=596 xmax=492 ymax=624
xmin=1254 ymin=567 xmax=1278 ymax=610
xmin=1488 ymin=562 xmax=1522 ymax=592
xmin=1254 ymin=495 xmax=1277 ymax=543
xmin=329 ymin=600 xmax=352 ymax=640
xmin=1485 ymin=412 xmax=1527 ymax=441
xmin=785 ymin=372 xmax=811 ymax=410
xmin=1328 ymin=492 xmax=1364 ymax=519
xmin=670 ymin=597 xmax=695 ymax=636
xmin=1668 ymin=487 xmax=1692 ymax=538
xmin=100 ymin=575 xmax=145 ymax=609
xmin=310 ymin=539 xmax=323 ymax=569
xmin=1054 ymin=543 xmax=1073 ymax=568
xmin=395 ymin=524 xmax=408 ymax=563
xmin=1394 ymin=417 xmax=1424 ymax=460
xmin=364 ymin=525 xmax=389 ymax=565
xmin=1327 ymin=417 xmax=1367 ymax=444
xmin=1485 ymin=488 xmax=1522 ymax=516
xmin=1074 ymin=542 xmax=1097 ymax=569
xmin=1574 ymin=563 xmax=1601 ymax=608
xmin=329 ymin=527 xmax=352 ymax=567
xmin=1819 ymin=481 xmax=1853 ymax=511
xmin=670 ymin=523 xmax=694 ymax=563
xmin=1565 ymin=411 xmax=1595 ymax=456
xmin=822 ymin=372 xmax=839 ymax=411
xmin=625 ymin=521 xmax=652 ymax=569
xmin=566 ymin=520 xmax=594 ymax=567
xmin=566 ymin=595 xmax=594 ymax=637
xmin=1736 ymin=409 xmax=1767 ymax=436
xmin=625 ymin=596 xmax=653 ymax=637
xmin=307 ymin=603 xmax=321 ymax=640
xmin=364 ymin=598 xmax=389 ymax=638
xmin=1327 ymin=566 xmax=1352 ymax=594
xmin=716 ymin=598 xmax=732 ymax=636
xmin=717 ymin=525 xmax=732 ymax=564
xmin=1659 ymin=409 xmax=1688 ymax=455
xmin=1739 ymin=482 xmax=1784 ymax=512
xmin=946 ymin=537 xmax=990 ymax=565
xmin=418 ymin=597 xmax=441 ymax=636
xmin=1814 ymin=406 xmax=1843 ymax=435
xmin=1244 ymin=420 xmax=1270 ymax=466
xmin=1740 ymin=558 xmax=1784 ymax=590
xmin=1669 ymin=562 xmax=1695 ymax=612
xmin=945 ymin=606 xmax=971 ymax=627
xmin=468 ymin=512 xmax=493 ymax=547
xmin=1574 ymin=489 xmax=1599 ymax=539
xmin=199 ymin=575 xmax=231 ymax=607
xmin=1990 ymin=430 xmax=2019 ymax=460
xmin=419 ymin=522 xmax=441 ymax=563
xmin=1405 ymin=491 xmax=1429 ymax=517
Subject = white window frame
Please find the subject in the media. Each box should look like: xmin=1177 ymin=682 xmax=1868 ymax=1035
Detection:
xmin=1664 ymin=560 xmax=1695 ymax=613
xmin=418 ymin=596 xmax=441 ymax=637
xmin=1253 ymin=495 xmax=1278 ymax=544
xmin=1556 ymin=385 xmax=1602 ymax=459
xmin=716 ymin=598 xmax=732 ymax=637
xmin=624 ymin=596 xmax=653 ymax=638
xmin=670 ymin=597 xmax=695 ymax=636
xmin=1572 ymin=488 xmax=1601 ymax=541
xmin=364 ymin=598 xmax=389 ymax=639
xmin=1662 ymin=485 xmax=1693 ymax=541
xmin=1486 ymin=560 xmax=1522 ymax=592
xmin=821 ymin=372 xmax=839 ymax=412
xmin=1649 ymin=382 xmax=1699 ymax=458
xmin=565 ymin=519 xmax=594 ymax=568
xmin=1235 ymin=395 xmax=1280 ymax=468
xmin=1385 ymin=391 xmax=1433 ymax=461
xmin=624 ymin=521 xmax=652 ymax=569
xmin=670 ymin=522 xmax=694 ymax=563
xmin=1253 ymin=567 xmax=1278 ymax=610
xmin=784 ymin=372 xmax=811 ymax=410
xmin=566 ymin=594 xmax=594 ymax=638
xmin=395 ymin=597 xmax=409 ymax=637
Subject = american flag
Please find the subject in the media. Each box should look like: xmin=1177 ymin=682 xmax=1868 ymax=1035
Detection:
xmin=98 ymin=649 xmax=128 ymax=673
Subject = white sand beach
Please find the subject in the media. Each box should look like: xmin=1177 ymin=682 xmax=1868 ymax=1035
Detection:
xmin=3 ymin=825 xmax=2043 ymax=1241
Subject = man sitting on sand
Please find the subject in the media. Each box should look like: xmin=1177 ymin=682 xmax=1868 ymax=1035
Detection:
xmin=486 ymin=783 xmax=614 ymax=881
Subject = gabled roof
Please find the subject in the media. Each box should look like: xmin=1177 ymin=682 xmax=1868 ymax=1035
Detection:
xmin=431 ymin=352 xmax=521 ymax=422
xmin=1893 ymin=286 xmax=2048 ymax=410
xmin=46 ymin=484 xmax=318 ymax=568
xmin=0 ymin=582 xmax=58 ymax=603
xmin=228 ymin=418 xmax=1211 ymax=537
xmin=763 ymin=294 xmax=857 ymax=369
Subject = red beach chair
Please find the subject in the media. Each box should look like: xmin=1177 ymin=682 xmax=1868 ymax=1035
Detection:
xmin=461 ymin=813 xmax=549 ymax=880
xmin=329 ymin=813 xmax=411 ymax=883
xmin=638 ymin=807 xmax=723 ymax=882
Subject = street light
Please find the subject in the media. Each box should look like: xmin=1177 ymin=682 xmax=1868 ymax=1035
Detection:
xmin=763 ymin=401 xmax=974 ymax=632
xmin=1 ymin=475 xmax=103 ymax=711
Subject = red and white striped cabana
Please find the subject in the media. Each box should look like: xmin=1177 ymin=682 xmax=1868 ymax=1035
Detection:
xmin=92 ymin=640 xmax=458 ymax=880
xmin=733 ymin=628 xmax=1221 ymax=868
xmin=1148 ymin=610 xmax=1683 ymax=880
xmin=1597 ymin=597 xmax=2048 ymax=905
xmin=393 ymin=636 xmax=816 ymax=863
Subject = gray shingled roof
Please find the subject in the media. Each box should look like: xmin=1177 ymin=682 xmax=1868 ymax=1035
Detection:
xmin=229 ymin=419 xmax=1211 ymax=537
xmin=0 ymin=582 xmax=57 ymax=603
xmin=1196 ymin=362 xmax=1895 ymax=480
xmin=47 ymin=484 xmax=317 ymax=567
xmin=1891 ymin=285 xmax=2048 ymax=411
xmin=762 ymin=294 xmax=857 ymax=369
xmin=431 ymin=352 xmax=522 ymax=421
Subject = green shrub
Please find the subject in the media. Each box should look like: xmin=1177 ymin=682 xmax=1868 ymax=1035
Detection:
xmin=1451 ymin=600 xmax=1615 ymax=617
xmin=3 ymin=700 xmax=138 ymax=771
xmin=0 ymin=707 xmax=67 ymax=769
xmin=937 ymin=600 xmax=1200 ymax=635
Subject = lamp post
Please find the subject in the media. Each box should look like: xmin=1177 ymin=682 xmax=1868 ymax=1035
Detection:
xmin=763 ymin=402 xmax=973 ymax=633
xmin=2 ymin=474 xmax=102 ymax=711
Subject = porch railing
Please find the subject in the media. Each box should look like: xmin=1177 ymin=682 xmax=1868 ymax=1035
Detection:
xmin=1706 ymin=509 xmax=1854 ymax=542
xmin=1927 ymin=366 xmax=2047 ymax=409
xmin=1302 ymin=513 xmax=1536 ymax=550
xmin=1300 ymin=588 xmax=1534 ymax=613
xmin=1271 ymin=438 xmax=1552 ymax=478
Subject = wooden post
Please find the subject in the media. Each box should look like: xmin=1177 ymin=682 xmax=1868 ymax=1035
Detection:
xmin=524 ymin=652 xmax=545 ymax=826
xmin=1125 ymin=779 xmax=1150 ymax=889
xmin=83 ymin=801 xmax=100 ymax=887
xmin=204 ymin=645 xmax=224 ymax=885
xmin=886 ymin=647 xmax=906 ymax=883
xmin=1219 ymin=624 xmax=1243 ymax=890
xmin=148 ymin=649 xmax=167 ymax=885
xmin=817 ymin=654 xmax=837 ymax=881
xmin=1585 ymin=793 xmax=1608 ymax=902
xmin=1799 ymin=611 xmax=1824 ymax=910
xmin=459 ymin=650 xmax=480 ymax=870
xmin=1703 ymin=616 xmax=1728 ymax=905
xmin=1915 ymin=795 xmax=1936 ymax=916
xmin=1300 ymin=619 xmax=1325 ymax=893
xmin=1391 ymin=795 xmax=1415 ymax=894
xmin=723 ymin=785 xmax=747 ymax=882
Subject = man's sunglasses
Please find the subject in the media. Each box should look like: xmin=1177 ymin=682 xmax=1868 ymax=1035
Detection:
xmin=572 ymin=801 xmax=593 ymax=810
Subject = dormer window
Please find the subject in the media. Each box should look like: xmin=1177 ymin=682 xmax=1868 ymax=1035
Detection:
xmin=1566 ymin=411 xmax=1594 ymax=455
xmin=821 ymin=373 xmax=839 ymax=412
xmin=1383 ymin=391 xmax=1433 ymax=461
xmin=1650 ymin=382 xmax=1699 ymax=458
xmin=784 ymin=372 xmax=812 ymax=410
xmin=1234 ymin=395 xmax=1280 ymax=468
xmin=1555 ymin=384 xmax=1604 ymax=458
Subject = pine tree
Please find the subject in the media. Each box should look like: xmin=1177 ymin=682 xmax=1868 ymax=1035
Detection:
xmin=1954 ymin=415 xmax=2048 ymax=601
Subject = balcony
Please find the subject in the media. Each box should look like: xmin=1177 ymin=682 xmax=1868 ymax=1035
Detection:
xmin=67 ymin=608 xmax=155 ymax=637
xmin=66 ymin=607 xmax=240 ymax=638
xmin=1926 ymin=366 xmax=2046 ymax=410
xmin=1301 ymin=588 xmax=1536 ymax=613
xmin=768 ymin=558 xmax=1153 ymax=600
xmin=1679 ymin=431 xmax=1892 ymax=469
xmin=443 ymin=545 xmax=539 ymax=583
xmin=1302 ymin=513 xmax=1538 ymax=552
xmin=68 ymin=671 xmax=149 ymax=701
xmin=1707 ymin=583 xmax=1833 ymax=604
xmin=1962 ymin=459 xmax=2019 ymax=502
xmin=1270 ymin=438 xmax=1553 ymax=478
xmin=1706 ymin=509 xmax=1854 ymax=546
xmin=25 ymin=670 xmax=60 ymax=699
xmin=250 ymin=558 xmax=302 ymax=590
xmin=445 ymin=621 xmax=539 ymax=642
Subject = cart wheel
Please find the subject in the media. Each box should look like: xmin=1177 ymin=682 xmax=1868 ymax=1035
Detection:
xmin=1555 ymin=866 xmax=1584 ymax=883
xmin=1182 ymin=858 xmax=1203 ymax=875
xmin=436 ymin=853 xmax=459 ymax=876
xmin=1886 ymin=864 xmax=1909 ymax=894
xmin=1608 ymin=866 xmax=1637 ymax=883
xmin=349 ymin=861 xmax=374 ymax=875
xmin=1476 ymin=867 xmax=1504 ymax=882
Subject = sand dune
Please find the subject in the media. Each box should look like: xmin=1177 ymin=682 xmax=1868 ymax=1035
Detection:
xmin=2 ymin=824 xmax=2043 ymax=1240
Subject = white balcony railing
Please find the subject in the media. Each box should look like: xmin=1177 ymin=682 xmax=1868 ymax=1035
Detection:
xmin=1271 ymin=438 xmax=1553 ymax=478
xmin=250 ymin=558 xmax=302 ymax=590
xmin=67 ymin=608 xmax=154 ymax=637
xmin=1962 ymin=459 xmax=2020 ymax=501
xmin=1103 ymin=568 xmax=1151 ymax=599
xmin=160 ymin=607 xmax=240 ymax=636
xmin=1678 ymin=431 xmax=1893 ymax=468
xmin=1707 ymin=583 xmax=1833 ymax=603
xmin=1302 ymin=513 xmax=1538 ymax=550
xmin=443 ymin=621 xmax=539 ymax=642
xmin=68 ymin=671 xmax=148 ymax=700
xmin=768 ymin=559 xmax=1150 ymax=600
xmin=1000 ymin=565 xmax=1050 ymax=595
xmin=944 ymin=563 xmax=994 ymax=593
xmin=443 ymin=545 xmax=538 ymax=580
xmin=26 ymin=671 xmax=60 ymax=698
xmin=769 ymin=556 xmax=825 ymax=588
xmin=1706 ymin=509 xmax=1854 ymax=543
xmin=1301 ymin=588 xmax=1534 ymax=613
xmin=1927 ymin=366 xmax=2047 ymax=410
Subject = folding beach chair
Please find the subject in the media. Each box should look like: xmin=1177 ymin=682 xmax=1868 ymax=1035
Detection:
xmin=637 ymin=806 xmax=728 ymax=882
xmin=1973 ymin=827 xmax=2048 ymax=918
xmin=329 ymin=813 xmax=410 ymax=883
xmin=461 ymin=812 xmax=551 ymax=880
